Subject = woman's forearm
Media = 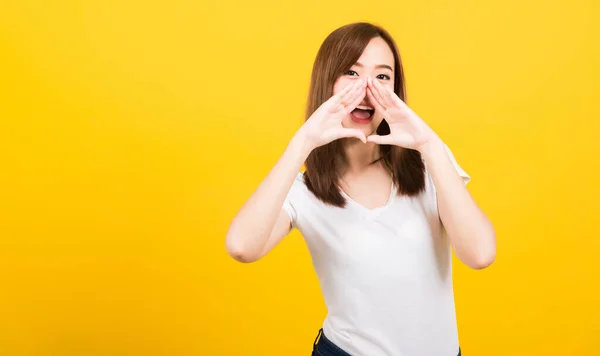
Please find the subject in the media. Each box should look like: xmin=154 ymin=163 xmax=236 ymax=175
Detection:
xmin=225 ymin=134 xmax=311 ymax=262
xmin=419 ymin=138 xmax=496 ymax=269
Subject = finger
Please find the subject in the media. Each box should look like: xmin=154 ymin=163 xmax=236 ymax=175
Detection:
xmin=339 ymin=79 xmax=365 ymax=107
xmin=343 ymin=81 xmax=367 ymax=114
xmin=368 ymin=77 xmax=389 ymax=107
xmin=367 ymin=134 xmax=394 ymax=145
xmin=337 ymin=81 xmax=356 ymax=99
xmin=366 ymin=86 xmax=386 ymax=113
xmin=341 ymin=82 xmax=358 ymax=106
xmin=327 ymin=81 xmax=356 ymax=109
xmin=372 ymin=78 xmax=404 ymax=108
xmin=334 ymin=128 xmax=367 ymax=143
xmin=329 ymin=81 xmax=362 ymax=115
xmin=381 ymin=81 xmax=408 ymax=109
xmin=370 ymin=77 xmax=393 ymax=106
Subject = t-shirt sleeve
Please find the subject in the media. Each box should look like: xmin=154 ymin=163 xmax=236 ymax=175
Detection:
xmin=281 ymin=173 xmax=303 ymax=228
xmin=282 ymin=192 xmax=297 ymax=228
xmin=443 ymin=144 xmax=470 ymax=186
xmin=425 ymin=144 xmax=471 ymax=201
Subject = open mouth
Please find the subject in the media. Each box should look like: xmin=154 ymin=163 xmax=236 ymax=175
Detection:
xmin=350 ymin=105 xmax=375 ymax=124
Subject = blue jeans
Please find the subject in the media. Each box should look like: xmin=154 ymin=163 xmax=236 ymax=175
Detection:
xmin=312 ymin=328 xmax=462 ymax=356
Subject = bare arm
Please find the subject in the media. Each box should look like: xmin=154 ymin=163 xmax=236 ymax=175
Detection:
xmin=420 ymin=139 xmax=496 ymax=269
xmin=225 ymin=135 xmax=311 ymax=263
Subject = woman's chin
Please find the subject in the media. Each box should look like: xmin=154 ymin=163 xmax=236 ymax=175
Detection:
xmin=343 ymin=117 xmax=382 ymax=136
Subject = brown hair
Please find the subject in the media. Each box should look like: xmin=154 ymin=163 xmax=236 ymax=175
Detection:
xmin=303 ymin=22 xmax=426 ymax=207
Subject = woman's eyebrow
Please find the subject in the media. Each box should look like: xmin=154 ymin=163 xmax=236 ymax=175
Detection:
xmin=354 ymin=61 xmax=394 ymax=71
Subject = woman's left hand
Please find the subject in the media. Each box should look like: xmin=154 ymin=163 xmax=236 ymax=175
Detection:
xmin=365 ymin=76 xmax=438 ymax=151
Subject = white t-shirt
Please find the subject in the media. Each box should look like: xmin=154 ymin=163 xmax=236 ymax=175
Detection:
xmin=282 ymin=145 xmax=469 ymax=356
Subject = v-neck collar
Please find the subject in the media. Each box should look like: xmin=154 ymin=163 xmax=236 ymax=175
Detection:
xmin=340 ymin=180 xmax=397 ymax=218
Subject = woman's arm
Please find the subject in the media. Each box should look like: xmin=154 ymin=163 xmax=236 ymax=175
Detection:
xmin=225 ymin=79 xmax=368 ymax=263
xmin=420 ymin=138 xmax=496 ymax=269
xmin=365 ymin=77 xmax=496 ymax=269
xmin=225 ymin=135 xmax=310 ymax=263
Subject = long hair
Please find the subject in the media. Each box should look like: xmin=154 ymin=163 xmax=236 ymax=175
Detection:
xmin=303 ymin=22 xmax=426 ymax=207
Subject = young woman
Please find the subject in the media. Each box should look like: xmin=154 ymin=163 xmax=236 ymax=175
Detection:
xmin=225 ymin=22 xmax=496 ymax=356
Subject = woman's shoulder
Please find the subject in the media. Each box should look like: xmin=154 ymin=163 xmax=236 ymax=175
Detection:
xmin=283 ymin=171 xmax=314 ymax=226
xmin=289 ymin=171 xmax=306 ymax=189
xmin=287 ymin=171 xmax=308 ymax=196
xmin=422 ymin=143 xmax=471 ymax=186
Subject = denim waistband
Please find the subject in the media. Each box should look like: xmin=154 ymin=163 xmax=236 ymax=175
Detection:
xmin=313 ymin=328 xmax=462 ymax=356
xmin=313 ymin=328 xmax=352 ymax=356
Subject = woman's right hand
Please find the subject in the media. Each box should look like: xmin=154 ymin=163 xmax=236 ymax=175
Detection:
xmin=297 ymin=78 xmax=368 ymax=150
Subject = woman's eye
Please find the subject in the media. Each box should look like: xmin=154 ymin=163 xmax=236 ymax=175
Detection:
xmin=376 ymin=74 xmax=391 ymax=80
xmin=345 ymin=70 xmax=358 ymax=76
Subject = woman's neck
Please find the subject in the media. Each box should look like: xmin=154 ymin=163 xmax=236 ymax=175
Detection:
xmin=341 ymin=139 xmax=382 ymax=175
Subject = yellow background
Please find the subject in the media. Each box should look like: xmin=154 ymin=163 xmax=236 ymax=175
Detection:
xmin=1 ymin=0 xmax=599 ymax=355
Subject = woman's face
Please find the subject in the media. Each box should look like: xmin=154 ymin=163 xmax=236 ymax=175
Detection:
xmin=332 ymin=36 xmax=395 ymax=136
